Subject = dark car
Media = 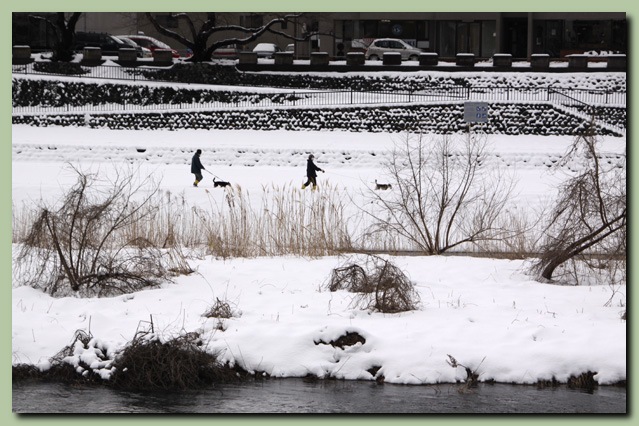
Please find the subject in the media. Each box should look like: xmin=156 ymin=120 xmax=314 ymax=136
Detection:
xmin=74 ymin=32 xmax=131 ymax=56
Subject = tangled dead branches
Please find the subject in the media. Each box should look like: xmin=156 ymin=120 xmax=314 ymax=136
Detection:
xmin=110 ymin=333 xmax=237 ymax=391
xmin=202 ymin=297 xmax=235 ymax=319
xmin=327 ymin=254 xmax=420 ymax=313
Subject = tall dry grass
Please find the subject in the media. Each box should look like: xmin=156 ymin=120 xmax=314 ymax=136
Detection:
xmin=12 ymin=178 xmax=554 ymax=259
xmin=194 ymin=183 xmax=354 ymax=257
xmin=13 ymin=183 xmax=355 ymax=259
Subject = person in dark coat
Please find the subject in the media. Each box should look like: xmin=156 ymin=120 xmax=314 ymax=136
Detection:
xmin=302 ymin=154 xmax=324 ymax=190
xmin=191 ymin=149 xmax=205 ymax=187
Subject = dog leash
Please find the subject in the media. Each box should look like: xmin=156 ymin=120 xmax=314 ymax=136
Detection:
xmin=204 ymin=169 xmax=223 ymax=180
xmin=323 ymin=170 xmax=363 ymax=182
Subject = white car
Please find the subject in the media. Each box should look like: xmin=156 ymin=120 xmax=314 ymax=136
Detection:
xmin=212 ymin=44 xmax=240 ymax=59
xmin=116 ymin=34 xmax=180 ymax=58
xmin=252 ymin=42 xmax=280 ymax=58
xmin=117 ymin=36 xmax=152 ymax=58
xmin=365 ymin=38 xmax=423 ymax=61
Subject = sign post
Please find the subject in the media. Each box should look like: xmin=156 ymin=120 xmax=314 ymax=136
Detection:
xmin=463 ymin=102 xmax=489 ymax=124
xmin=463 ymin=101 xmax=489 ymax=136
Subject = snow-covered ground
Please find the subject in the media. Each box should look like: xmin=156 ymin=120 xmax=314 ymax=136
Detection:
xmin=11 ymin=125 xmax=626 ymax=386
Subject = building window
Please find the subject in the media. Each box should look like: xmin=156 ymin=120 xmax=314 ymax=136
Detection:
xmin=154 ymin=14 xmax=178 ymax=29
xmin=610 ymin=20 xmax=627 ymax=52
xmin=416 ymin=21 xmax=430 ymax=50
xmin=481 ymin=21 xmax=496 ymax=57
xmin=240 ymin=15 xmax=263 ymax=28
xmin=438 ymin=21 xmax=457 ymax=57
xmin=359 ymin=20 xmax=378 ymax=39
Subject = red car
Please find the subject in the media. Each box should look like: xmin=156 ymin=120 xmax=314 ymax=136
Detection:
xmin=116 ymin=34 xmax=180 ymax=58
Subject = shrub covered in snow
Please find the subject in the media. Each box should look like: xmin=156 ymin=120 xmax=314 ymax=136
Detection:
xmin=12 ymin=77 xmax=303 ymax=108
xmin=12 ymin=102 xmax=624 ymax=136
xmin=138 ymin=63 xmax=627 ymax=92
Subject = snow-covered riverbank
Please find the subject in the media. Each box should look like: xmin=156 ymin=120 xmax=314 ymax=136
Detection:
xmin=11 ymin=126 xmax=626 ymax=386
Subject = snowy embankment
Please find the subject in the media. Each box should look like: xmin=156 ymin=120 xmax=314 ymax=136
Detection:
xmin=11 ymin=125 xmax=626 ymax=386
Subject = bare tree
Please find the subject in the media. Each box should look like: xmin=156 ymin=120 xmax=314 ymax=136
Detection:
xmin=14 ymin=166 xmax=175 ymax=297
xmin=531 ymin=121 xmax=626 ymax=282
xmin=145 ymin=12 xmax=311 ymax=62
xmin=29 ymin=12 xmax=82 ymax=62
xmin=362 ymin=132 xmax=515 ymax=254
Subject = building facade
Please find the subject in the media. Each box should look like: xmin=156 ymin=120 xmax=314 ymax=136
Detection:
xmin=13 ymin=12 xmax=627 ymax=60
xmin=329 ymin=12 xmax=626 ymax=59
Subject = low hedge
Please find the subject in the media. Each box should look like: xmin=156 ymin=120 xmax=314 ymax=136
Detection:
xmin=137 ymin=63 xmax=627 ymax=92
xmin=12 ymin=77 xmax=304 ymax=108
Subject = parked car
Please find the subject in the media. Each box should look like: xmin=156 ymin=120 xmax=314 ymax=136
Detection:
xmin=118 ymin=36 xmax=152 ymax=58
xmin=252 ymin=42 xmax=280 ymax=58
xmin=365 ymin=38 xmax=423 ymax=61
xmin=116 ymin=34 xmax=180 ymax=58
xmin=73 ymin=32 xmax=131 ymax=56
xmin=212 ymin=43 xmax=240 ymax=60
xmin=285 ymin=43 xmax=295 ymax=53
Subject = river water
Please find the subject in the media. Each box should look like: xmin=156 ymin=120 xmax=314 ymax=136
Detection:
xmin=12 ymin=379 xmax=626 ymax=414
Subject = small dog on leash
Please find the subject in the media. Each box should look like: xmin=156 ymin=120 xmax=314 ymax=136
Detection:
xmin=213 ymin=178 xmax=231 ymax=188
xmin=375 ymin=179 xmax=392 ymax=190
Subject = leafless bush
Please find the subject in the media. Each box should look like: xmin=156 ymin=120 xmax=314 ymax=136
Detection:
xmin=13 ymin=166 xmax=182 ymax=297
xmin=327 ymin=255 xmax=420 ymax=313
xmin=530 ymin=122 xmax=626 ymax=283
xmin=361 ymin=132 xmax=516 ymax=254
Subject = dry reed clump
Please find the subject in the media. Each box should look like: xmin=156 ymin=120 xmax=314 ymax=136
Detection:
xmin=192 ymin=183 xmax=353 ymax=258
xmin=12 ymin=364 xmax=42 ymax=382
xmin=110 ymin=333 xmax=237 ymax=391
xmin=202 ymin=297 xmax=235 ymax=319
xmin=326 ymin=255 xmax=420 ymax=313
xmin=567 ymin=371 xmax=598 ymax=393
xmin=446 ymin=354 xmax=481 ymax=389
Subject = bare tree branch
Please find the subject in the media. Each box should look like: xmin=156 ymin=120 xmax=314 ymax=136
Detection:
xmin=360 ymin=132 xmax=515 ymax=254
xmin=531 ymin=118 xmax=626 ymax=282
xmin=145 ymin=12 xmax=312 ymax=62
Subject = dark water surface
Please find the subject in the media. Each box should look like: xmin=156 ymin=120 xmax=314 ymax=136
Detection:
xmin=13 ymin=379 xmax=626 ymax=414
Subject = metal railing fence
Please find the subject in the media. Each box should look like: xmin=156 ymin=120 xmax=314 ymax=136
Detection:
xmin=12 ymin=63 xmax=626 ymax=115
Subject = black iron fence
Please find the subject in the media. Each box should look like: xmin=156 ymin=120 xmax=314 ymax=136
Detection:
xmin=12 ymin=63 xmax=626 ymax=115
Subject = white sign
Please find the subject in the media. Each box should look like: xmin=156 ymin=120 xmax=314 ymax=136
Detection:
xmin=463 ymin=102 xmax=489 ymax=123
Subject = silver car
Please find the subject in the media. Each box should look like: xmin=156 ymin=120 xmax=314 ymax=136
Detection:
xmin=365 ymin=38 xmax=423 ymax=61
xmin=252 ymin=42 xmax=281 ymax=59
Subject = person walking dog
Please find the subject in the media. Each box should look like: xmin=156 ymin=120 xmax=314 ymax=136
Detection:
xmin=302 ymin=154 xmax=324 ymax=191
xmin=191 ymin=149 xmax=205 ymax=187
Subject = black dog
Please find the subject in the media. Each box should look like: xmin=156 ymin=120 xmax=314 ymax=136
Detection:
xmin=375 ymin=179 xmax=392 ymax=190
xmin=213 ymin=178 xmax=231 ymax=188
